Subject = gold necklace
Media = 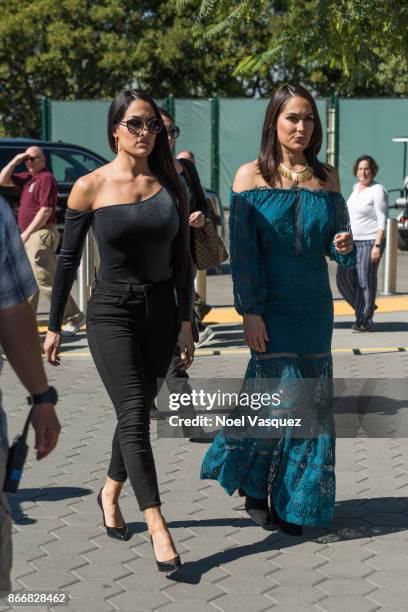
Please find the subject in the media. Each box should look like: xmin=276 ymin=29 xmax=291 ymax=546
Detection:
xmin=278 ymin=162 xmax=313 ymax=183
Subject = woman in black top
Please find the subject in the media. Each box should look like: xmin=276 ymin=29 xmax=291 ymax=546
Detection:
xmin=151 ymin=109 xmax=209 ymax=435
xmin=159 ymin=107 xmax=209 ymax=226
xmin=44 ymin=90 xmax=194 ymax=572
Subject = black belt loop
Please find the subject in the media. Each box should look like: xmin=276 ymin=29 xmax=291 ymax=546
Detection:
xmin=92 ymin=277 xmax=172 ymax=314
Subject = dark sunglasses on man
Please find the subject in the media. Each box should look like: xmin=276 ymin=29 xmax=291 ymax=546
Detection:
xmin=26 ymin=155 xmax=42 ymax=162
xmin=117 ymin=117 xmax=163 ymax=135
xmin=167 ymin=126 xmax=180 ymax=139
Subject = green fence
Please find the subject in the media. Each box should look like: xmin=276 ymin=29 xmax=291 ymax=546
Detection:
xmin=45 ymin=96 xmax=408 ymax=208
xmin=338 ymin=98 xmax=408 ymax=198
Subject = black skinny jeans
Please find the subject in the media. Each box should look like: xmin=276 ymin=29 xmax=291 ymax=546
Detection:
xmin=86 ymin=278 xmax=179 ymax=510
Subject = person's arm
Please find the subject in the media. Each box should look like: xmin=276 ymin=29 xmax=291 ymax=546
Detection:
xmin=0 ymin=301 xmax=48 ymax=394
xmin=0 ymin=152 xmax=29 ymax=187
xmin=179 ymin=158 xmax=210 ymax=217
xmin=321 ymin=165 xmax=355 ymax=266
xmin=0 ymin=199 xmax=60 ymax=459
xmin=230 ymin=164 xmax=269 ymax=352
xmin=371 ymin=185 xmax=388 ymax=262
xmin=44 ymin=177 xmax=94 ymax=363
xmin=327 ymin=191 xmax=356 ymax=267
xmin=0 ymin=302 xmax=61 ymax=459
xmin=21 ymin=207 xmax=53 ymax=242
xmin=172 ymin=180 xmax=195 ymax=368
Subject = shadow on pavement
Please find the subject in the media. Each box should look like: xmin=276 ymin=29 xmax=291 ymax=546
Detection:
xmin=165 ymin=496 xmax=408 ymax=583
xmin=334 ymin=321 xmax=408 ymax=332
xmin=7 ymin=486 xmax=92 ymax=525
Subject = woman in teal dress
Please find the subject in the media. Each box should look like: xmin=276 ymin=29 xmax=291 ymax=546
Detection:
xmin=200 ymin=84 xmax=355 ymax=535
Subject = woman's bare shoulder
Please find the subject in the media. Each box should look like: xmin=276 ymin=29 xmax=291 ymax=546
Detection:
xmin=233 ymin=160 xmax=263 ymax=192
xmin=67 ymin=165 xmax=109 ymax=211
xmin=320 ymin=163 xmax=341 ymax=192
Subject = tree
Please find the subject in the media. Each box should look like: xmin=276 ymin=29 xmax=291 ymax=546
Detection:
xmin=0 ymin=0 xmax=150 ymax=136
xmin=181 ymin=0 xmax=408 ymax=97
xmin=0 ymin=0 xmax=270 ymax=136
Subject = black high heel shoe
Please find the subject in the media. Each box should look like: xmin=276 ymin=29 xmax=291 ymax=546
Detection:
xmin=149 ymin=533 xmax=181 ymax=573
xmin=238 ymin=488 xmax=270 ymax=529
xmin=269 ymin=493 xmax=303 ymax=536
xmin=97 ymin=488 xmax=129 ymax=541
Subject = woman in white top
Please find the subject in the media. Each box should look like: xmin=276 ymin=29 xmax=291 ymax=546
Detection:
xmin=337 ymin=155 xmax=388 ymax=331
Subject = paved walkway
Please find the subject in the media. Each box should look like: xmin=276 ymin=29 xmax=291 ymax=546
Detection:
xmin=1 ymin=268 xmax=408 ymax=611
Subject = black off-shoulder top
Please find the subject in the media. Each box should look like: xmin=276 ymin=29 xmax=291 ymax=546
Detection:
xmin=48 ymin=187 xmax=193 ymax=331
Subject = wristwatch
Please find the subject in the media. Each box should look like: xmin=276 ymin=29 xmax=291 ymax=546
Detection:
xmin=374 ymin=243 xmax=381 ymax=248
xmin=27 ymin=385 xmax=58 ymax=406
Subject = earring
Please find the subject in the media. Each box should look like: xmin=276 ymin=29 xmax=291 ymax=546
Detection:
xmin=115 ymin=136 xmax=120 ymax=152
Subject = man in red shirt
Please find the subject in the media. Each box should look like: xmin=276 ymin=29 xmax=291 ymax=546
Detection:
xmin=0 ymin=146 xmax=84 ymax=335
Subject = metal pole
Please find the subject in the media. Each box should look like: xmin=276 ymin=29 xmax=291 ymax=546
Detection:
xmin=40 ymin=98 xmax=50 ymax=141
xmin=166 ymin=94 xmax=175 ymax=119
xmin=381 ymin=218 xmax=398 ymax=295
xmin=210 ymin=97 xmax=220 ymax=193
xmin=78 ymin=232 xmax=94 ymax=313
xmin=327 ymin=93 xmax=339 ymax=168
xmin=327 ymin=98 xmax=336 ymax=166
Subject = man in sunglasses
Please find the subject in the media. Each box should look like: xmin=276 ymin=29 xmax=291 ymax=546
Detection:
xmin=0 ymin=147 xmax=84 ymax=336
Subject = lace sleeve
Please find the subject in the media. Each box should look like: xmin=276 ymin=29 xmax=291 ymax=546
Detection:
xmin=230 ymin=192 xmax=266 ymax=315
xmin=327 ymin=193 xmax=356 ymax=268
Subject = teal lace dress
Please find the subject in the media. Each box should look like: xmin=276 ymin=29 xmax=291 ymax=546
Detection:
xmin=200 ymin=186 xmax=356 ymax=527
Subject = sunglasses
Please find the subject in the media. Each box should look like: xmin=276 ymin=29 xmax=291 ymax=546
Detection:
xmin=167 ymin=126 xmax=180 ymax=139
xmin=118 ymin=117 xmax=163 ymax=135
xmin=26 ymin=155 xmax=42 ymax=162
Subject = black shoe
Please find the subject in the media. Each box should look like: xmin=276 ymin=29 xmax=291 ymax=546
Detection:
xmin=351 ymin=322 xmax=363 ymax=332
xmin=238 ymin=488 xmax=270 ymax=529
xmin=97 ymin=488 xmax=129 ymax=541
xmin=269 ymin=494 xmax=303 ymax=536
xmin=149 ymin=534 xmax=181 ymax=573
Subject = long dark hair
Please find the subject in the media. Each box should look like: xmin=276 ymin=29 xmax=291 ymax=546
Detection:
xmin=158 ymin=107 xmax=174 ymax=124
xmin=107 ymin=90 xmax=186 ymax=213
xmin=258 ymin=83 xmax=328 ymax=186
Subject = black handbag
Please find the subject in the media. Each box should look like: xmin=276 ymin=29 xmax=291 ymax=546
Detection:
xmin=3 ymin=408 xmax=33 ymax=493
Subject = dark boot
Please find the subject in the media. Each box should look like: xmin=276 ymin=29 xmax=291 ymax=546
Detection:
xmin=269 ymin=493 xmax=303 ymax=536
xmin=239 ymin=489 xmax=270 ymax=529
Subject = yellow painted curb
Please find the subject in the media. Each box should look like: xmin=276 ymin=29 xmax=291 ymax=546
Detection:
xmin=37 ymin=294 xmax=407 ymax=333
xmin=203 ymin=295 xmax=408 ymax=324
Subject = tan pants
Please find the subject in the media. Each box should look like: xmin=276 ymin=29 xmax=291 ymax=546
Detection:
xmin=24 ymin=225 xmax=83 ymax=325
xmin=0 ymin=447 xmax=12 ymax=593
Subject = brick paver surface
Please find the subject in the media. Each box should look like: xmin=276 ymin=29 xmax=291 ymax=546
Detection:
xmin=1 ymin=268 xmax=408 ymax=611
